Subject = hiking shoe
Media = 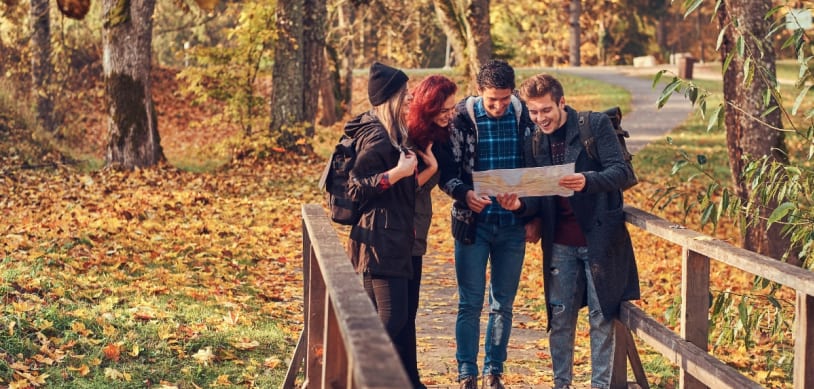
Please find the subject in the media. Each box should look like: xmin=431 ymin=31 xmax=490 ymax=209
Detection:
xmin=482 ymin=374 xmax=505 ymax=389
xmin=459 ymin=375 xmax=477 ymax=389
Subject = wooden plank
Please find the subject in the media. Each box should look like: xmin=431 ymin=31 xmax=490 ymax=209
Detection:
xmin=323 ymin=298 xmax=349 ymax=388
xmin=301 ymin=204 xmax=411 ymax=389
xmin=794 ymin=292 xmax=814 ymax=389
xmin=624 ymin=327 xmax=650 ymax=389
xmin=624 ymin=206 xmax=814 ymax=296
xmin=618 ymin=302 xmax=762 ymax=389
xmin=282 ymin=330 xmax=306 ymax=389
xmin=306 ymin=252 xmax=326 ymax=389
xmin=681 ymin=249 xmax=710 ymax=389
xmin=611 ymin=320 xmax=628 ymax=389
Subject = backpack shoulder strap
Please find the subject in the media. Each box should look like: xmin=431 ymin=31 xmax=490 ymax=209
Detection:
xmin=510 ymin=95 xmax=522 ymax=124
xmin=578 ymin=110 xmax=599 ymax=160
xmin=465 ymin=96 xmax=478 ymax=132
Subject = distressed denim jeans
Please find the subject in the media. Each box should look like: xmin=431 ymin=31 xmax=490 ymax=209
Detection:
xmin=454 ymin=222 xmax=525 ymax=380
xmin=549 ymin=244 xmax=614 ymax=389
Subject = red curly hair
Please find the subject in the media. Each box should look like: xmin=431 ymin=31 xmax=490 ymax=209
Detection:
xmin=406 ymin=75 xmax=458 ymax=150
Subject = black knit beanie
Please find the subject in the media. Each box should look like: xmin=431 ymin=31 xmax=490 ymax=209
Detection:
xmin=368 ymin=62 xmax=409 ymax=106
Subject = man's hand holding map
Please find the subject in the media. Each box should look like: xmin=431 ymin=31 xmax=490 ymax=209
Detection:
xmin=472 ymin=163 xmax=575 ymax=197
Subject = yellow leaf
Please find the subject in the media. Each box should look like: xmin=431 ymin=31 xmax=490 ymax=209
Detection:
xmin=263 ymin=356 xmax=281 ymax=369
xmin=34 ymin=319 xmax=54 ymax=332
xmin=130 ymin=344 xmax=140 ymax=357
xmin=68 ymin=364 xmax=90 ymax=376
xmin=71 ymin=321 xmax=92 ymax=337
xmin=11 ymin=301 xmax=35 ymax=313
xmin=104 ymin=367 xmax=124 ymax=380
xmin=215 ymin=374 xmax=232 ymax=385
xmin=232 ymin=338 xmax=259 ymax=350
xmin=10 ymin=379 xmax=31 ymax=389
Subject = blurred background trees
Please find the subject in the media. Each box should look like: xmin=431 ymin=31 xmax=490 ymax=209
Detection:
xmin=1 ymin=0 xmax=811 ymax=263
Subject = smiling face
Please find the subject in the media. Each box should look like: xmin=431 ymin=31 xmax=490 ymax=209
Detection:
xmin=432 ymin=94 xmax=456 ymax=128
xmin=525 ymin=93 xmax=566 ymax=134
xmin=478 ymin=87 xmax=514 ymax=119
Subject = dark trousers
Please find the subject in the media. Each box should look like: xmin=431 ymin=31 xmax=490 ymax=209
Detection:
xmin=363 ymin=255 xmax=424 ymax=388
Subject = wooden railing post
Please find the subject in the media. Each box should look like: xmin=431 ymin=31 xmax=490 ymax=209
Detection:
xmin=794 ymin=292 xmax=813 ymax=389
xmin=680 ymin=248 xmax=710 ymax=389
xmin=611 ymin=320 xmax=629 ymax=389
xmin=298 ymin=204 xmax=411 ymax=389
xmin=306 ymin=251 xmax=326 ymax=388
xmin=323 ymin=297 xmax=349 ymax=388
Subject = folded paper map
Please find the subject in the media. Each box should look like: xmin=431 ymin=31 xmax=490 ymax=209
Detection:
xmin=472 ymin=163 xmax=575 ymax=197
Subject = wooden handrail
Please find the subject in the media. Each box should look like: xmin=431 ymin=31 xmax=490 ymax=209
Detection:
xmin=287 ymin=203 xmax=812 ymax=389
xmin=623 ymin=206 xmax=814 ymax=296
xmin=283 ymin=204 xmax=411 ymax=389
xmin=614 ymin=205 xmax=813 ymax=389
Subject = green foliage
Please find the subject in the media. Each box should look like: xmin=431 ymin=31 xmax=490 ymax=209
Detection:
xmin=655 ymin=2 xmax=814 ymax=267
xmin=647 ymin=1 xmax=813 ymax=383
xmin=177 ymin=1 xmax=276 ymax=138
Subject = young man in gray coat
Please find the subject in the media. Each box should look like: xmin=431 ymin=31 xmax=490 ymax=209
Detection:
xmin=497 ymin=74 xmax=640 ymax=389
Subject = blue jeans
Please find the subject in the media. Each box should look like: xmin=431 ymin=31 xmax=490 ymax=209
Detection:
xmin=454 ymin=222 xmax=525 ymax=380
xmin=549 ymin=244 xmax=614 ymax=389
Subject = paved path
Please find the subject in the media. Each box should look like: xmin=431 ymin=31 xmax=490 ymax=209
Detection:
xmin=416 ymin=65 xmax=699 ymax=388
xmin=548 ymin=65 xmax=695 ymax=153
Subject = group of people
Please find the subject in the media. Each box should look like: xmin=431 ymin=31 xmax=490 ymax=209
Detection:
xmin=342 ymin=59 xmax=640 ymax=389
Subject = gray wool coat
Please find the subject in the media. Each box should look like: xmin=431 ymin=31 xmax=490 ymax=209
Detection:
xmin=518 ymin=106 xmax=640 ymax=327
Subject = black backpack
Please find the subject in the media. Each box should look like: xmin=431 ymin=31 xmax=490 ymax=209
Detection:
xmin=318 ymin=134 xmax=361 ymax=225
xmin=577 ymin=107 xmax=639 ymax=190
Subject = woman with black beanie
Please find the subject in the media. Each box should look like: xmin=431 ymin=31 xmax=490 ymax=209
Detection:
xmin=345 ymin=62 xmax=420 ymax=386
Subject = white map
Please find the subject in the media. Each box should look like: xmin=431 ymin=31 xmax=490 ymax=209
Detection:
xmin=472 ymin=163 xmax=575 ymax=197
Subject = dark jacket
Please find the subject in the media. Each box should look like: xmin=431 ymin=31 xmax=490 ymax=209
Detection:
xmin=520 ymin=106 xmax=640 ymax=325
xmin=436 ymin=95 xmax=537 ymax=243
xmin=345 ymin=111 xmax=416 ymax=278
xmin=412 ymin=167 xmax=439 ymax=257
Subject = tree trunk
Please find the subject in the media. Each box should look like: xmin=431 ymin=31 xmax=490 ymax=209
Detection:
xmin=270 ymin=0 xmax=304 ymax=144
xmin=433 ymin=0 xmax=467 ymax=73
xmin=318 ymin=55 xmax=338 ymax=126
xmin=716 ymin=0 xmax=790 ymax=260
xmin=302 ymin=0 xmax=325 ymax=137
xmin=340 ymin=2 xmax=354 ymax=116
xmin=30 ymin=0 xmax=54 ymax=133
xmin=103 ymin=0 xmax=164 ymax=169
xmin=568 ymin=0 xmax=581 ymax=67
xmin=432 ymin=0 xmax=492 ymax=93
xmin=467 ymin=0 xmax=492 ymax=81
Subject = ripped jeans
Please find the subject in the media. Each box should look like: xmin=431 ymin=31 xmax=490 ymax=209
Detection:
xmin=548 ymin=244 xmax=614 ymax=389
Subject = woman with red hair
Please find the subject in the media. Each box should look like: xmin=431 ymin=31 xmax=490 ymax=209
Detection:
xmin=399 ymin=75 xmax=458 ymax=389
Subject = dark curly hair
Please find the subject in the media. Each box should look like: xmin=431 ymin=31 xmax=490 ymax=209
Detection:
xmin=476 ymin=59 xmax=515 ymax=91
xmin=406 ymin=75 xmax=458 ymax=150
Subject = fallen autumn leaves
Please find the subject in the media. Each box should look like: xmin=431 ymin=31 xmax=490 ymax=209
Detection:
xmin=1 ymin=154 xmax=322 ymax=388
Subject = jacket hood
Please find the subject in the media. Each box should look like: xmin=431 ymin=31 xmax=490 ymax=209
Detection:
xmin=344 ymin=111 xmax=380 ymax=138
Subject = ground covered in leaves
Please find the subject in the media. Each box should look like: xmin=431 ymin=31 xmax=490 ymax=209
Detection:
xmin=0 ymin=67 xmax=799 ymax=388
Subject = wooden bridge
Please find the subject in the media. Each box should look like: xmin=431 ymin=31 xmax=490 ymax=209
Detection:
xmin=283 ymin=204 xmax=814 ymax=389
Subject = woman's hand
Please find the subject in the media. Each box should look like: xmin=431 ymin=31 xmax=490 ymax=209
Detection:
xmin=415 ymin=142 xmax=437 ymax=186
xmin=388 ymin=148 xmax=417 ymax=183
xmin=414 ymin=141 xmax=437 ymax=171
